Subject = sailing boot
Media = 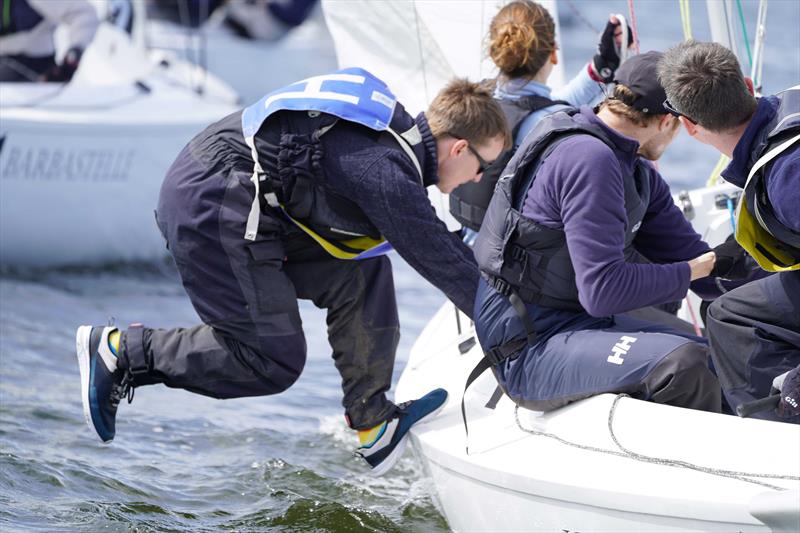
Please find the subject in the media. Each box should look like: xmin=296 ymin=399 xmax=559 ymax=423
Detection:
xmin=355 ymin=388 xmax=447 ymax=476
xmin=75 ymin=325 xmax=133 ymax=443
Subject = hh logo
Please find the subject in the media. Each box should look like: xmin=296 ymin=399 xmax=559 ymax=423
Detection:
xmin=607 ymin=335 xmax=637 ymax=365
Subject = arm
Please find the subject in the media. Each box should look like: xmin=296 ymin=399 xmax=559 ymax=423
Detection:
xmin=551 ymin=67 xmax=604 ymax=108
xmin=542 ymin=138 xmax=692 ymax=316
xmin=29 ymin=0 xmax=99 ymax=52
xmin=353 ymin=152 xmax=480 ymax=318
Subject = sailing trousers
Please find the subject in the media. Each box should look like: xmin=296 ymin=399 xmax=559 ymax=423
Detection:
xmin=706 ymin=271 xmax=800 ymax=424
xmin=117 ymin=145 xmax=399 ymax=430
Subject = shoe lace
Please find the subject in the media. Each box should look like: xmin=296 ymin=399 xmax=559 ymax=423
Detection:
xmin=110 ymin=371 xmax=135 ymax=406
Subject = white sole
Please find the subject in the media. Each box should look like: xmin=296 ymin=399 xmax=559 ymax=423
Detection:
xmin=369 ymin=394 xmax=448 ymax=477
xmin=75 ymin=325 xmax=93 ymax=435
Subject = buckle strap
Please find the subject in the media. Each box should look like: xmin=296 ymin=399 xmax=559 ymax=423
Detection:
xmin=485 ymin=337 xmax=528 ymax=366
xmin=123 ymin=323 xmax=149 ymax=376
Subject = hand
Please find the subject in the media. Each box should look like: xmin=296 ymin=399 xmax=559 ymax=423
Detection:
xmin=774 ymin=366 xmax=800 ymax=418
xmin=39 ymin=47 xmax=82 ymax=82
xmin=709 ymin=237 xmax=756 ymax=279
xmin=688 ymin=251 xmax=715 ymax=281
xmin=590 ymin=15 xmax=634 ymax=83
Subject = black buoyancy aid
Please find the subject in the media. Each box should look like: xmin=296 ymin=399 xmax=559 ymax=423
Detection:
xmin=448 ymin=94 xmax=569 ymax=232
xmin=474 ymin=109 xmax=651 ymax=312
xmin=735 ymin=86 xmax=800 ymax=271
xmin=0 ymin=0 xmax=43 ymax=37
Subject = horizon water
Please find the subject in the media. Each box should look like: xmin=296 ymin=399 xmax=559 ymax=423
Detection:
xmin=2 ymin=1 xmax=799 ymax=531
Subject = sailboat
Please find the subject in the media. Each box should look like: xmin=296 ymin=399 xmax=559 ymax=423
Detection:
xmin=0 ymin=23 xmax=239 ymax=267
xmin=321 ymin=1 xmax=800 ymax=530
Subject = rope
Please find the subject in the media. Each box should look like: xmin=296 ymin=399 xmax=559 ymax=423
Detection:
xmin=513 ymin=394 xmax=800 ymax=491
xmin=626 ymin=0 xmax=640 ymax=54
xmin=683 ymin=296 xmax=703 ymax=337
xmin=750 ymin=0 xmax=768 ymax=91
xmin=706 ymin=154 xmax=731 ymax=187
xmin=734 ymin=0 xmax=754 ymax=69
xmin=678 ymin=0 xmax=692 ymax=40
xmin=410 ymin=0 xmax=430 ymax=105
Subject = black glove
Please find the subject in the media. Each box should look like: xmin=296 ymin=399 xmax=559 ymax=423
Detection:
xmin=774 ymin=366 xmax=800 ymax=418
xmin=590 ymin=18 xmax=633 ymax=83
xmin=709 ymin=237 xmax=756 ymax=279
xmin=40 ymin=47 xmax=82 ymax=82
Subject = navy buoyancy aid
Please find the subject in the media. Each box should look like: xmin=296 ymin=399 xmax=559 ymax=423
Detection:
xmin=240 ymin=68 xmax=426 ymax=260
xmin=448 ymin=94 xmax=569 ymax=232
xmin=735 ymin=86 xmax=800 ymax=271
xmin=474 ymin=109 xmax=651 ymax=312
xmin=0 ymin=0 xmax=43 ymax=37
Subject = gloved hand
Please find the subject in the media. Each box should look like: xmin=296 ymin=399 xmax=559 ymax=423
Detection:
xmin=709 ymin=236 xmax=757 ymax=279
xmin=40 ymin=47 xmax=82 ymax=83
xmin=590 ymin=16 xmax=634 ymax=83
xmin=774 ymin=366 xmax=800 ymax=418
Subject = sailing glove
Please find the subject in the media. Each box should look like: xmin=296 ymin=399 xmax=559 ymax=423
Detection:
xmin=590 ymin=18 xmax=634 ymax=83
xmin=709 ymin=237 xmax=756 ymax=279
xmin=41 ymin=47 xmax=82 ymax=83
xmin=773 ymin=366 xmax=800 ymax=418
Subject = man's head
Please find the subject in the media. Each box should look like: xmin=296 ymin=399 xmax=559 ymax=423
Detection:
xmin=598 ymin=51 xmax=681 ymax=161
xmin=658 ymin=40 xmax=756 ymax=136
xmin=426 ymin=79 xmax=510 ymax=193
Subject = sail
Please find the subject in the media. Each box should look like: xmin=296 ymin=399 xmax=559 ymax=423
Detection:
xmin=320 ymin=0 xmax=565 ymax=114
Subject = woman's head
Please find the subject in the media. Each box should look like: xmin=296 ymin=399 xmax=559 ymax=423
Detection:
xmin=489 ymin=0 xmax=556 ymax=80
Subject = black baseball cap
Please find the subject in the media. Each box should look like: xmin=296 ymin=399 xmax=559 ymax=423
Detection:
xmin=612 ymin=51 xmax=668 ymax=115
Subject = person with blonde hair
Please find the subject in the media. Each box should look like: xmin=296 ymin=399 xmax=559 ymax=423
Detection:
xmin=75 ymin=70 xmax=510 ymax=476
xmin=450 ymin=0 xmax=631 ymax=232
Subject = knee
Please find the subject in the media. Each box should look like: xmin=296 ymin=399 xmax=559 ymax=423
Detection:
xmin=650 ymin=343 xmax=721 ymax=412
xmin=247 ymin=334 xmax=307 ymax=394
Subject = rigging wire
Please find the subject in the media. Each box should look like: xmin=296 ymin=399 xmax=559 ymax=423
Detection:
xmin=563 ymin=0 xmax=600 ymax=33
xmin=626 ymin=0 xmax=640 ymax=54
xmin=734 ymin=0 xmax=754 ymax=69
xmin=750 ymin=0 xmax=768 ymax=92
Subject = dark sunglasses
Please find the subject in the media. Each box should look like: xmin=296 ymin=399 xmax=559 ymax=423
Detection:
xmin=467 ymin=143 xmax=492 ymax=175
xmin=663 ymin=99 xmax=695 ymax=123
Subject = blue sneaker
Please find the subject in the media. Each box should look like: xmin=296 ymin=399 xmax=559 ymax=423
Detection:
xmin=76 ymin=325 xmax=132 ymax=443
xmin=355 ymin=388 xmax=447 ymax=476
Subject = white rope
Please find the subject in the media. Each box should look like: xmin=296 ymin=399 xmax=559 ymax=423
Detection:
xmin=514 ymin=395 xmax=799 ymax=491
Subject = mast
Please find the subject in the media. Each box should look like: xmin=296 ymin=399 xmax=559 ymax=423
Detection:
xmin=706 ymin=0 xmax=741 ymax=60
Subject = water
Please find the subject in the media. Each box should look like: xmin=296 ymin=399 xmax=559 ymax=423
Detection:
xmin=2 ymin=1 xmax=799 ymax=531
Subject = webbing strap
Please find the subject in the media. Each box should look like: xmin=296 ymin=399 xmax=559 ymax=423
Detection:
xmin=462 ymin=356 xmax=493 ymax=455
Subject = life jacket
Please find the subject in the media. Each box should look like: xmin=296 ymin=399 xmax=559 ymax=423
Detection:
xmin=473 ymin=109 xmax=651 ymax=314
xmin=0 ymin=0 xmax=43 ymax=38
xmin=735 ymin=86 xmax=800 ymax=271
xmin=240 ymin=68 xmax=425 ymax=260
xmin=448 ymin=93 xmax=568 ymax=232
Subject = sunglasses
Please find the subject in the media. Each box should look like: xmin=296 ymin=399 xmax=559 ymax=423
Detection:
xmin=467 ymin=143 xmax=492 ymax=175
xmin=663 ymin=99 xmax=695 ymax=123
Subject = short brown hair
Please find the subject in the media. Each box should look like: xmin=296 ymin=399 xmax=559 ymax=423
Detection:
xmin=426 ymin=78 xmax=511 ymax=148
xmin=658 ymin=40 xmax=756 ymax=132
xmin=600 ymin=84 xmax=661 ymax=128
xmin=489 ymin=0 xmax=556 ymax=80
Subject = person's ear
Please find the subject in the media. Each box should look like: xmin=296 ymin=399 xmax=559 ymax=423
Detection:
xmin=679 ymin=116 xmax=697 ymax=137
xmin=744 ymin=76 xmax=755 ymax=96
xmin=550 ymin=49 xmax=558 ymax=65
xmin=658 ymin=114 xmax=675 ymax=132
xmin=451 ymin=138 xmax=468 ymax=158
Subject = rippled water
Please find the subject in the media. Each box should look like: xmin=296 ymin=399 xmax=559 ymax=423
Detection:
xmin=2 ymin=1 xmax=798 ymax=531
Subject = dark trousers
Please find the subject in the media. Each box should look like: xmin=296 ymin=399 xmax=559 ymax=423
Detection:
xmin=119 ymin=145 xmax=399 ymax=429
xmin=0 ymin=54 xmax=55 ymax=82
xmin=706 ymin=271 xmax=800 ymax=423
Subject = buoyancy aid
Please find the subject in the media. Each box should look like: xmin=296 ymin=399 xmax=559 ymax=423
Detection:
xmin=735 ymin=86 xmax=800 ymax=271
xmin=474 ymin=109 xmax=651 ymax=314
xmin=0 ymin=0 xmax=43 ymax=37
xmin=448 ymin=93 xmax=569 ymax=232
xmin=240 ymin=68 xmax=425 ymax=260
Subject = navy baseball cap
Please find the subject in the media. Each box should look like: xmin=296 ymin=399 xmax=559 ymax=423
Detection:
xmin=613 ymin=51 xmax=668 ymax=115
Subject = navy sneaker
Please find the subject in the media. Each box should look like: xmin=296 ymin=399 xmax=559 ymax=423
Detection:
xmin=76 ymin=325 xmax=132 ymax=443
xmin=355 ymin=388 xmax=448 ymax=476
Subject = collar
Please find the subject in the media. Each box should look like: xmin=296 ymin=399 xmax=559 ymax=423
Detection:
xmin=721 ymin=96 xmax=778 ymax=186
xmin=494 ymin=77 xmax=552 ymax=101
xmin=577 ymin=106 xmax=641 ymax=176
xmin=416 ymin=112 xmax=440 ymax=187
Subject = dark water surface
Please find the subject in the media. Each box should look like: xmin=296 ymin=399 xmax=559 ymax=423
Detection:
xmin=2 ymin=1 xmax=798 ymax=531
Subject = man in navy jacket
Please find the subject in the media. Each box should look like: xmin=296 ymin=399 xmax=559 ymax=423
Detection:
xmin=75 ymin=71 xmax=510 ymax=474
xmin=659 ymin=41 xmax=800 ymax=423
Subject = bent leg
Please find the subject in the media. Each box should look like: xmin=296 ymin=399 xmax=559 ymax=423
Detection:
xmin=287 ymin=255 xmax=399 ymax=430
xmin=706 ymin=272 xmax=800 ymax=422
xmin=504 ymin=318 xmax=720 ymax=413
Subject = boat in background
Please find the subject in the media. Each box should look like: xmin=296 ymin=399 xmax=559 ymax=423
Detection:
xmin=0 ymin=23 xmax=239 ymax=268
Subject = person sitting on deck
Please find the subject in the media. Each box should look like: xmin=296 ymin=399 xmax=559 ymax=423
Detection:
xmin=658 ymin=41 xmax=800 ymax=423
xmin=75 ymin=69 xmax=510 ymax=476
xmin=0 ymin=0 xmax=98 ymax=82
xmin=472 ymin=51 xmax=741 ymax=414
xmin=450 ymin=0 xmax=632 ymax=235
